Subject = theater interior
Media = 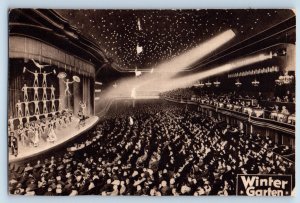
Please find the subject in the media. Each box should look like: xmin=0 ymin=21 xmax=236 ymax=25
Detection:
xmin=8 ymin=9 xmax=295 ymax=196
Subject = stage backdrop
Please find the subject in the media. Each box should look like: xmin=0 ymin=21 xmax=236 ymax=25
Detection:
xmin=8 ymin=36 xmax=95 ymax=124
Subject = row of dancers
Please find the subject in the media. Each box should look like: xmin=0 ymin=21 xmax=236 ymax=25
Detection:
xmin=8 ymin=110 xmax=73 ymax=157
xmin=14 ymin=99 xmax=61 ymax=119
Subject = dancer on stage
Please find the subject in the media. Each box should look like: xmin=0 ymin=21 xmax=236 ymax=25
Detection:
xmin=17 ymin=125 xmax=28 ymax=146
xmin=21 ymin=84 xmax=29 ymax=101
xmin=8 ymin=116 xmax=15 ymax=131
xmin=25 ymin=68 xmax=39 ymax=87
xmin=42 ymin=100 xmax=48 ymax=114
xmin=34 ymin=100 xmax=40 ymax=115
xmin=47 ymin=124 xmax=57 ymax=143
xmin=48 ymin=117 xmax=55 ymax=130
xmin=18 ymin=117 xmax=24 ymax=128
xmin=63 ymin=79 xmax=75 ymax=96
xmin=33 ymin=86 xmax=39 ymax=101
xmin=42 ymin=86 xmax=48 ymax=100
xmin=42 ymin=71 xmax=53 ymax=87
xmin=31 ymin=59 xmax=50 ymax=73
xmin=35 ymin=115 xmax=40 ymax=121
xmin=54 ymin=116 xmax=61 ymax=129
xmin=79 ymin=101 xmax=86 ymax=115
xmin=50 ymin=85 xmax=56 ymax=100
xmin=51 ymin=100 xmax=56 ymax=112
xmin=33 ymin=127 xmax=40 ymax=147
xmin=16 ymin=100 xmax=23 ymax=118
xmin=24 ymin=101 xmax=30 ymax=117
xmin=59 ymin=115 xmax=66 ymax=128
xmin=43 ymin=113 xmax=48 ymax=120
xmin=58 ymin=99 xmax=63 ymax=111
xmin=26 ymin=115 xmax=30 ymax=123
xmin=37 ymin=121 xmax=44 ymax=138
xmin=63 ymin=112 xmax=69 ymax=125
xmin=68 ymin=111 xmax=73 ymax=123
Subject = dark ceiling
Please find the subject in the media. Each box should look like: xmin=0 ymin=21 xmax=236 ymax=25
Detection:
xmin=55 ymin=9 xmax=295 ymax=70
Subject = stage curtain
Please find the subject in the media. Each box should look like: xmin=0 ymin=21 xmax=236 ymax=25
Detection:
xmin=9 ymin=36 xmax=95 ymax=77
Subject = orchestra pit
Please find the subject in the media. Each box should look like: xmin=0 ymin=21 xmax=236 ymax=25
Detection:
xmin=8 ymin=9 xmax=295 ymax=196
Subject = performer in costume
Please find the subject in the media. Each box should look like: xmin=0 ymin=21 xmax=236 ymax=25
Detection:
xmin=62 ymin=112 xmax=68 ymax=125
xmin=21 ymin=84 xmax=29 ymax=101
xmin=47 ymin=124 xmax=57 ymax=143
xmin=26 ymin=116 xmax=30 ymax=123
xmin=59 ymin=115 xmax=66 ymax=128
xmin=33 ymin=86 xmax=39 ymax=101
xmin=18 ymin=117 xmax=24 ymax=128
xmin=56 ymin=114 xmax=61 ymax=127
xmin=68 ymin=111 xmax=73 ymax=123
xmin=33 ymin=127 xmax=40 ymax=147
xmin=37 ymin=121 xmax=44 ymax=138
xmin=42 ymin=71 xmax=53 ymax=87
xmin=58 ymin=99 xmax=63 ymax=111
xmin=51 ymin=117 xmax=57 ymax=129
xmin=25 ymin=69 xmax=39 ymax=87
xmin=16 ymin=100 xmax=23 ymax=118
xmin=8 ymin=116 xmax=15 ymax=131
xmin=50 ymin=85 xmax=56 ymax=100
xmin=17 ymin=125 xmax=28 ymax=146
xmin=79 ymin=101 xmax=87 ymax=115
xmin=27 ymin=125 xmax=34 ymax=147
xmin=40 ymin=119 xmax=46 ymax=133
xmin=24 ymin=101 xmax=30 ymax=117
xmin=34 ymin=101 xmax=40 ymax=115
xmin=31 ymin=59 xmax=50 ymax=73
xmin=42 ymin=86 xmax=48 ymax=100
xmin=42 ymin=100 xmax=48 ymax=114
xmin=63 ymin=79 xmax=75 ymax=96
xmin=51 ymin=100 xmax=56 ymax=112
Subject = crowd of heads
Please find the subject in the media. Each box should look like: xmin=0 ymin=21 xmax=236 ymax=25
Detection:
xmin=162 ymin=88 xmax=295 ymax=123
xmin=9 ymin=101 xmax=294 ymax=196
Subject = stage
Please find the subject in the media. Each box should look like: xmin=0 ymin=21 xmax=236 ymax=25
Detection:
xmin=9 ymin=116 xmax=99 ymax=163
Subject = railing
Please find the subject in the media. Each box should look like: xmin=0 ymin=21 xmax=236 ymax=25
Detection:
xmin=162 ymin=95 xmax=295 ymax=135
xmin=188 ymin=97 xmax=295 ymax=125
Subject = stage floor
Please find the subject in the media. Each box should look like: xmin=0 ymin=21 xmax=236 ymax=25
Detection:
xmin=9 ymin=116 xmax=99 ymax=163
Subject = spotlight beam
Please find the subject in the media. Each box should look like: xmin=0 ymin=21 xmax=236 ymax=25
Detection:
xmin=120 ymin=29 xmax=237 ymax=91
xmin=152 ymin=29 xmax=236 ymax=76
xmin=95 ymin=29 xmax=238 ymax=103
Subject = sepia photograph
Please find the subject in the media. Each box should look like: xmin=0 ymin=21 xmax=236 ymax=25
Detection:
xmin=7 ymin=9 xmax=295 ymax=196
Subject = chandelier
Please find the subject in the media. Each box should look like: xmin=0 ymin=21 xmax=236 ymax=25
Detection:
xmin=275 ymin=71 xmax=294 ymax=85
xmin=205 ymin=81 xmax=212 ymax=87
xmin=251 ymin=78 xmax=260 ymax=86
xmin=213 ymin=80 xmax=221 ymax=87
xmin=235 ymin=79 xmax=242 ymax=87
xmin=193 ymin=81 xmax=205 ymax=88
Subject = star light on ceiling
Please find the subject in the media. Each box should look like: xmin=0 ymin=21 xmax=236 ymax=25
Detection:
xmin=56 ymin=9 xmax=294 ymax=70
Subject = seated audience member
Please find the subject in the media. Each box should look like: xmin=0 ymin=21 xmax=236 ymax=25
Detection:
xmin=8 ymin=100 xmax=294 ymax=196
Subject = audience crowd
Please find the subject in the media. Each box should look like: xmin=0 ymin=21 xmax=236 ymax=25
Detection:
xmin=162 ymin=88 xmax=295 ymax=124
xmin=9 ymin=101 xmax=294 ymax=196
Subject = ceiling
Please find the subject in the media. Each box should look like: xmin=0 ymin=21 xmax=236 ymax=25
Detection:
xmin=55 ymin=9 xmax=295 ymax=70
